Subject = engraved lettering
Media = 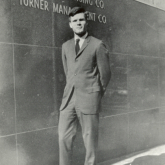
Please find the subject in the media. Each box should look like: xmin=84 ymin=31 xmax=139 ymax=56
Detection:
xmin=34 ymin=0 xmax=39 ymax=8
xmin=100 ymin=0 xmax=104 ymax=9
xmin=75 ymin=0 xmax=93 ymax=5
xmin=44 ymin=1 xmax=49 ymax=11
xmin=63 ymin=5 xmax=68 ymax=15
xmin=53 ymin=3 xmax=59 ymax=13
xmin=95 ymin=0 xmax=104 ymax=8
xmin=95 ymin=0 xmax=99 ymax=7
xmin=53 ymin=3 xmax=71 ymax=15
xmin=63 ymin=6 xmax=71 ymax=15
xmin=98 ymin=14 xmax=106 ymax=23
xmin=84 ymin=0 xmax=93 ymax=5
xmin=59 ymin=5 xmax=64 ymax=14
xmin=24 ymin=0 xmax=29 ymax=6
xmin=99 ymin=0 xmax=104 ymax=8
xmin=40 ymin=0 xmax=44 ymax=10
xmin=102 ymin=15 xmax=106 ymax=23
xmin=29 ymin=0 xmax=34 ymax=7
xmin=19 ymin=0 xmax=107 ymax=24
xmin=20 ymin=0 xmax=49 ymax=10
xmin=98 ymin=14 xmax=102 ymax=22
xmin=87 ymin=12 xmax=96 ymax=21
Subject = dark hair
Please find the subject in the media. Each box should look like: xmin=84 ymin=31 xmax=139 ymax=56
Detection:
xmin=68 ymin=7 xmax=88 ymax=21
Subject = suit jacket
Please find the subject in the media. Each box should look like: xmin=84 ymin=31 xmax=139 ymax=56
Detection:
xmin=60 ymin=35 xmax=111 ymax=114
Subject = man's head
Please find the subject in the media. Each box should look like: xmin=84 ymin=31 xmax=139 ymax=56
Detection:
xmin=68 ymin=7 xmax=88 ymax=37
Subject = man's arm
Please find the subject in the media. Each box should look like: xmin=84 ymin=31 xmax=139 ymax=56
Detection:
xmin=62 ymin=44 xmax=67 ymax=76
xmin=96 ymin=42 xmax=111 ymax=94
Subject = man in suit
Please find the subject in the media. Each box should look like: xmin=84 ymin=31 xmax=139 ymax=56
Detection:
xmin=58 ymin=7 xmax=111 ymax=165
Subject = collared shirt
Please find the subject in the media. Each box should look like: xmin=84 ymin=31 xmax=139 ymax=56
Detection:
xmin=74 ymin=33 xmax=88 ymax=49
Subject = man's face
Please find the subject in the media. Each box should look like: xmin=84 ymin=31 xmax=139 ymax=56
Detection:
xmin=69 ymin=13 xmax=88 ymax=36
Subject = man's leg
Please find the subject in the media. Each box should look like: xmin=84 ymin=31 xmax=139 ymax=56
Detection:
xmin=58 ymin=97 xmax=78 ymax=165
xmin=77 ymin=111 xmax=99 ymax=165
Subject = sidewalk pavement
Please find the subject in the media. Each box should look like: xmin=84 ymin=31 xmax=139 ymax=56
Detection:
xmin=99 ymin=145 xmax=165 ymax=165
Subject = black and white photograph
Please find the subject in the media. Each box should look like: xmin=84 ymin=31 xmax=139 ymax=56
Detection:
xmin=0 ymin=0 xmax=165 ymax=165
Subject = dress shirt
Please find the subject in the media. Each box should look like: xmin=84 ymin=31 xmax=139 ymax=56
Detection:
xmin=74 ymin=33 xmax=88 ymax=49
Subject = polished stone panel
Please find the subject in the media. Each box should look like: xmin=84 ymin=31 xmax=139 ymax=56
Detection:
xmin=98 ymin=115 xmax=129 ymax=162
xmin=111 ymin=0 xmax=159 ymax=56
xmin=128 ymin=55 xmax=159 ymax=111
xmin=157 ymin=9 xmax=165 ymax=58
xmin=15 ymin=45 xmax=58 ymax=133
xmin=159 ymin=107 xmax=165 ymax=123
xmin=128 ymin=109 xmax=160 ymax=153
xmin=159 ymin=59 xmax=165 ymax=107
xmin=0 ymin=0 xmax=12 ymax=43
xmin=129 ymin=109 xmax=159 ymax=125
xmin=55 ymin=48 xmax=66 ymax=110
xmin=158 ymin=33 xmax=165 ymax=58
xmin=101 ymin=54 xmax=128 ymax=116
xmin=12 ymin=0 xmax=52 ymax=46
xmin=53 ymin=11 xmax=73 ymax=47
xmin=159 ymin=124 xmax=165 ymax=145
xmin=128 ymin=123 xmax=159 ymax=154
xmin=159 ymin=107 xmax=165 ymax=144
xmin=0 ymin=136 xmax=17 ymax=165
xmin=17 ymin=127 xmax=59 ymax=165
xmin=0 ymin=44 xmax=15 ymax=136
xmin=159 ymin=123 xmax=165 ymax=145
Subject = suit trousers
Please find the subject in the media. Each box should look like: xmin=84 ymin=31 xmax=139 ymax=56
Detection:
xmin=58 ymin=88 xmax=99 ymax=165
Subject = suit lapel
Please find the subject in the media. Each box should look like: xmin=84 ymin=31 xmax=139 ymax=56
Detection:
xmin=69 ymin=39 xmax=76 ymax=57
xmin=76 ymin=36 xmax=91 ymax=59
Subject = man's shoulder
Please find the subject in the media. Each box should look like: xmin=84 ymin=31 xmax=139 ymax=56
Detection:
xmin=62 ymin=38 xmax=74 ymax=47
xmin=90 ymin=36 xmax=101 ymax=41
xmin=90 ymin=36 xmax=102 ymax=45
xmin=90 ymin=36 xmax=109 ymax=52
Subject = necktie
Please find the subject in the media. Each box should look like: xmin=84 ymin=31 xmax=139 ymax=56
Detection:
xmin=75 ymin=39 xmax=80 ymax=55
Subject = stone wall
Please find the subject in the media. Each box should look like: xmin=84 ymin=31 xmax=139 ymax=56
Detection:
xmin=0 ymin=0 xmax=165 ymax=164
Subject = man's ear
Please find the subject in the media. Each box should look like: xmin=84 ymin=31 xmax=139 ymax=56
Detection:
xmin=69 ymin=22 xmax=72 ymax=29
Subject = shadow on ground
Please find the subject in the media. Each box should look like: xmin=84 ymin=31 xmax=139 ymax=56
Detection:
xmin=125 ymin=154 xmax=165 ymax=165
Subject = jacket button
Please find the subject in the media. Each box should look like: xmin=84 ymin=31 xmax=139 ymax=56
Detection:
xmin=74 ymin=74 xmax=77 ymax=76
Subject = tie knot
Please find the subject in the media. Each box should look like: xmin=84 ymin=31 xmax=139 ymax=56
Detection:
xmin=76 ymin=39 xmax=80 ymax=44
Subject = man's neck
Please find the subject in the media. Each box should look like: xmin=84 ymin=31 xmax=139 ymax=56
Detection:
xmin=74 ymin=32 xmax=88 ymax=39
